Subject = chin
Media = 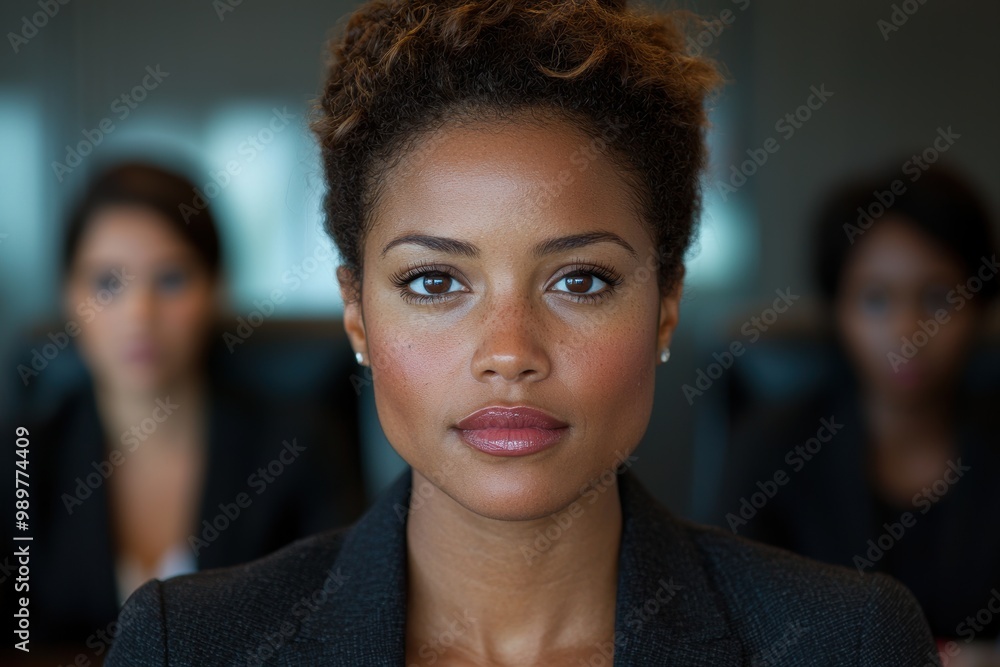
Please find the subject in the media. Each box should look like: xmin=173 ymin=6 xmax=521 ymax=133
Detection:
xmin=113 ymin=367 xmax=170 ymax=395
xmin=446 ymin=463 xmax=595 ymax=523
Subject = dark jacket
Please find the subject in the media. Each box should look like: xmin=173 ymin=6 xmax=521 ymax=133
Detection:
xmin=713 ymin=381 xmax=1000 ymax=641
xmin=106 ymin=465 xmax=942 ymax=666
xmin=0 ymin=365 xmax=367 ymax=662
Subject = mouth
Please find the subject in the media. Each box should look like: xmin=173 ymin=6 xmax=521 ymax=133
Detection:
xmin=453 ymin=406 xmax=569 ymax=457
xmin=888 ymin=361 xmax=924 ymax=387
xmin=123 ymin=342 xmax=160 ymax=365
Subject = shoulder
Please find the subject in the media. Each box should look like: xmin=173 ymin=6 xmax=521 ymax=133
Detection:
xmin=106 ymin=527 xmax=350 ymax=665
xmin=680 ymin=518 xmax=940 ymax=665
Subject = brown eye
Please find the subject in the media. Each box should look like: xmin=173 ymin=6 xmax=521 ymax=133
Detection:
xmin=552 ymin=272 xmax=608 ymax=296
xmin=564 ymin=275 xmax=593 ymax=293
xmin=422 ymin=274 xmax=451 ymax=294
xmin=407 ymin=271 xmax=463 ymax=298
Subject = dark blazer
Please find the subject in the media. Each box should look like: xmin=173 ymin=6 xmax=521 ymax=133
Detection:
xmin=713 ymin=380 xmax=1000 ymax=641
xmin=106 ymin=465 xmax=942 ymax=666
xmin=0 ymin=360 xmax=367 ymax=662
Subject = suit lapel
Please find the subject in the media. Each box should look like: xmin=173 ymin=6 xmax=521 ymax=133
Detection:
xmin=612 ymin=469 xmax=744 ymax=665
xmin=290 ymin=467 xmax=411 ymax=664
xmin=287 ymin=467 xmax=744 ymax=666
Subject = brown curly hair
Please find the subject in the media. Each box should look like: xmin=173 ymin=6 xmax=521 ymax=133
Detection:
xmin=311 ymin=0 xmax=723 ymax=303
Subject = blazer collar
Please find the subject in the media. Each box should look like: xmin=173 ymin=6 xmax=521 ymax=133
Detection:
xmin=294 ymin=466 xmax=742 ymax=664
xmin=612 ymin=469 xmax=743 ymax=663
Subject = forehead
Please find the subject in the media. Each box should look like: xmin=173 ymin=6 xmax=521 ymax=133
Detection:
xmin=366 ymin=114 xmax=647 ymax=254
xmin=845 ymin=215 xmax=964 ymax=280
xmin=74 ymin=205 xmax=197 ymax=265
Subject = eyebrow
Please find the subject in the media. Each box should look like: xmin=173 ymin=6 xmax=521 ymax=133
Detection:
xmin=380 ymin=231 xmax=637 ymax=260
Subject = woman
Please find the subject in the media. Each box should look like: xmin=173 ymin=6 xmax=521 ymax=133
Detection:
xmin=0 ymin=161 xmax=366 ymax=659
xmin=715 ymin=164 xmax=1000 ymax=648
xmin=107 ymin=1 xmax=941 ymax=664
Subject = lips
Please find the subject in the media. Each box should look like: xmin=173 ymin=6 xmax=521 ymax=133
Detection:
xmin=454 ymin=406 xmax=569 ymax=457
xmin=455 ymin=406 xmax=568 ymax=430
xmin=123 ymin=341 xmax=159 ymax=364
xmin=888 ymin=361 xmax=924 ymax=387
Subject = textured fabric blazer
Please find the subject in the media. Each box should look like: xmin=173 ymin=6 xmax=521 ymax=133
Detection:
xmin=106 ymin=465 xmax=943 ymax=666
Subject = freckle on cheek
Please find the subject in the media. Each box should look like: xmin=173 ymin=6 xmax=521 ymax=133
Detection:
xmin=579 ymin=334 xmax=649 ymax=388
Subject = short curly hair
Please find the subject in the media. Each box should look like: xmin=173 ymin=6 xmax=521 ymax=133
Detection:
xmin=311 ymin=0 xmax=723 ymax=303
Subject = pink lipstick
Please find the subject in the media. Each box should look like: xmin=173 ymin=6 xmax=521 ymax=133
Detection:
xmin=454 ymin=406 xmax=569 ymax=457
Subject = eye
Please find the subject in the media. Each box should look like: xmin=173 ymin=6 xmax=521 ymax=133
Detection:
xmin=94 ymin=272 xmax=123 ymax=293
xmin=390 ymin=264 xmax=468 ymax=304
xmin=551 ymin=272 xmax=610 ymax=296
xmin=155 ymin=269 xmax=190 ymax=294
xmin=921 ymin=285 xmax=950 ymax=314
xmin=549 ymin=261 xmax=623 ymax=303
xmin=857 ymin=287 xmax=890 ymax=315
xmin=407 ymin=272 xmax=464 ymax=297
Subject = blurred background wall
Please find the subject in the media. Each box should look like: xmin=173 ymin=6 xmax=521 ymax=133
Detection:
xmin=1 ymin=0 xmax=997 ymax=516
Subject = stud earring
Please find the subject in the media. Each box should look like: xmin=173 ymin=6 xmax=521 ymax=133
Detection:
xmin=355 ymin=352 xmax=364 ymax=365
xmin=659 ymin=347 xmax=671 ymax=364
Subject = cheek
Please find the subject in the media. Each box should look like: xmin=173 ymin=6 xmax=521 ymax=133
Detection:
xmin=563 ymin=318 xmax=656 ymax=445
xmin=859 ymin=322 xmax=889 ymax=360
xmin=922 ymin=311 xmax=976 ymax=365
xmin=839 ymin=311 xmax=886 ymax=366
xmin=156 ymin=291 xmax=214 ymax=352
xmin=69 ymin=296 xmax=119 ymax=368
xmin=365 ymin=310 xmax=467 ymax=455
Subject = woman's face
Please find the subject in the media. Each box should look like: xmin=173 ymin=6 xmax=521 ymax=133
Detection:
xmin=64 ymin=205 xmax=218 ymax=394
xmin=341 ymin=115 xmax=682 ymax=521
xmin=835 ymin=215 xmax=979 ymax=401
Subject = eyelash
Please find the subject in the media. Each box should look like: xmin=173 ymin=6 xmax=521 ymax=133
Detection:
xmin=389 ymin=259 xmax=624 ymax=305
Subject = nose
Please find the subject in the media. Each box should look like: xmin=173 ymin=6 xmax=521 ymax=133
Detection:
xmin=470 ymin=296 xmax=551 ymax=383
xmin=117 ymin=280 xmax=157 ymax=333
xmin=885 ymin=296 xmax=923 ymax=347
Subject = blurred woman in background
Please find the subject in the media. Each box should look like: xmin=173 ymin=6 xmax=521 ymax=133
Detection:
xmin=717 ymin=163 xmax=1000 ymax=654
xmin=1 ymin=161 xmax=366 ymax=661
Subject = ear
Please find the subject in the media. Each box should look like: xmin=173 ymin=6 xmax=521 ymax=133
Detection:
xmin=656 ymin=265 xmax=684 ymax=354
xmin=338 ymin=265 xmax=368 ymax=360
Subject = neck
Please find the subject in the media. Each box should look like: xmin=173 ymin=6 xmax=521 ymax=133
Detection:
xmin=405 ymin=468 xmax=622 ymax=665
xmin=94 ymin=372 xmax=207 ymax=451
xmin=861 ymin=386 xmax=957 ymax=452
